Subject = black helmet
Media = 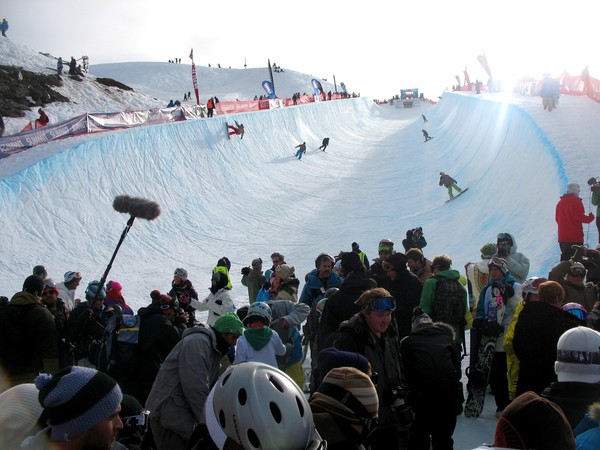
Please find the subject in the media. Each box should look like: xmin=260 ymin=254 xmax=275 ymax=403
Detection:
xmin=33 ymin=265 xmax=48 ymax=278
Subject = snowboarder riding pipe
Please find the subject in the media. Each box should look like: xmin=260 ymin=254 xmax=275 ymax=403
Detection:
xmin=92 ymin=196 xmax=161 ymax=302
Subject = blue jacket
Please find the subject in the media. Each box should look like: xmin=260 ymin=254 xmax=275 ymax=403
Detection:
xmin=299 ymin=269 xmax=342 ymax=309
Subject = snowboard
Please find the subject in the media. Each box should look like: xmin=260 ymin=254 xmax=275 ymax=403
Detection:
xmin=225 ymin=122 xmax=230 ymax=139
xmin=463 ymin=287 xmax=505 ymax=418
xmin=445 ymin=187 xmax=469 ymax=203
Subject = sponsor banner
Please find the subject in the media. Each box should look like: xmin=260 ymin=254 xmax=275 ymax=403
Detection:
xmin=0 ymin=114 xmax=88 ymax=155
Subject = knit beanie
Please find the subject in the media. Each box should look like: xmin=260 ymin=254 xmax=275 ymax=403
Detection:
xmin=213 ymin=312 xmax=244 ymax=336
xmin=488 ymin=257 xmax=508 ymax=276
xmin=378 ymin=239 xmax=394 ymax=253
xmin=411 ymin=306 xmax=433 ymax=331
xmin=387 ymin=252 xmax=408 ymax=271
xmin=494 ymin=391 xmax=574 ymax=450
xmin=317 ymin=347 xmax=370 ymax=378
xmin=251 ymin=258 xmax=263 ymax=270
xmin=150 ymin=289 xmax=174 ymax=307
xmin=275 ymin=264 xmax=294 ymax=281
xmin=310 ymin=367 xmax=379 ymax=424
xmin=0 ymin=384 xmax=43 ymax=441
xmin=35 ymin=366 xmax=123 ymax=441
xmin=566 ymin=183 xmax=580 ymax=195
xmin=555 ymin=326 xmax=600 ymax=383
xmin=480 ymin=243 xmax=497 ymax=259
xmin=106 ymin=280 xmax=122 ymax=292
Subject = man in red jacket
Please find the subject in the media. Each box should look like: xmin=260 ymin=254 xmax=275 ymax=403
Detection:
xmin=556 ymin=183 xmax=595 ymax=261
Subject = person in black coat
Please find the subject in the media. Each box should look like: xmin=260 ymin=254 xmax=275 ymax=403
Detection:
xmin=317 ymin=252 xmax=376 ymax=352
xmin=400 ymin=307 xmax=461 ymax=450
xmin=135 ymin=290 xmax=186 ymax=406
xmin=381 ymin=252 xmax=423 ymax=339
xmin=402 ymin=227 xmax=427 ymax=253
xmin=513 ymin=281 xmax=582 ymax=396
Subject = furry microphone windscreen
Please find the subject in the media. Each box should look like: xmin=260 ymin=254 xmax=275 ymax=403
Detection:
xmin=113 ymin=196 xmax=161 ymax=220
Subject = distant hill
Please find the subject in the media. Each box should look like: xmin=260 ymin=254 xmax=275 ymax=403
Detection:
xmin=0 ymin=37 xmax=339 ymax=135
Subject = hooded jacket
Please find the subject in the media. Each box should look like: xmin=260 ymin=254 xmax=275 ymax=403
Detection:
xmin=191 ymin=287 xmax=235 ymax=326
xmin=300 ymin=268 xmax=343 ymax=309
xmin=234 ymin=326 xmax=286 ymax=367
xmin=145 ymin=325 xmax=228 ymax=441
xmin=556 ymin=193 xmax=594 ymax=243
xmin=499 ymin=233 xmax=530 ymax=284
xmin=3 ymin=292 xmax=58 ymax=382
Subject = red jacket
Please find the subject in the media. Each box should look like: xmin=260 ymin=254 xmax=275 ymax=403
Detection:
xmin=555 ymin=194 xmax=594 ymax=242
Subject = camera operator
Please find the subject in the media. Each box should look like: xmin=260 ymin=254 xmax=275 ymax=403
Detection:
xmin=330 ymin=288 xmax=411 ymax=450
xmin=556 ymin=183 xmax=595 ymax=261
xmin=590 ymin=177 xmax=600 ymax=243
xmin=495 ymin=233 xmax=530 ymax=283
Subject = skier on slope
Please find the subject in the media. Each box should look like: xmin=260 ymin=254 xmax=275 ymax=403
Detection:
xmin=228 ymin=121 xmax=244 ymax=139
xmin=295 ymin=141 xmax=307 ymax=159
xmin=439 ymin=171 xmax=462 ymax=199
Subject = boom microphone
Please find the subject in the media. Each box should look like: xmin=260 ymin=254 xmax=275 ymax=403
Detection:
xmin=113 ymin=195 xmax=161 ymax=221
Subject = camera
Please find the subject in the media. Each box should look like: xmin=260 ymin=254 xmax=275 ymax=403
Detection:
xmin=122 ymin=410 xmax=150 ymax=430
xmin=497 ymin=246 xmax=509 ymax=258
xmin=390 ymin=386 xmax=413 ymax=427
xmin=588 ymin=177 xmax=600 ymax=192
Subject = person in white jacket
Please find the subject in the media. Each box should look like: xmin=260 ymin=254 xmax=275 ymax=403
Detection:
xmin=234 ymin=302 xmax=286 ymax=368
xmin=191 ymin=271 xmax=235 ymax=326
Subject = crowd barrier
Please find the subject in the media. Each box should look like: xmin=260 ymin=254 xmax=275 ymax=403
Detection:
xmin=0 ymin=94 xmax=350 ymax=157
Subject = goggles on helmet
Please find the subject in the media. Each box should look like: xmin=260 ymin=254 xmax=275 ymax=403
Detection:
xmin=568 ymin=267 xmax=586 ymax=277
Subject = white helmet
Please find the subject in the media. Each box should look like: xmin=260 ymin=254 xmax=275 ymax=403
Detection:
xmin=244 ymin=302 xmax=272 ymax=325
xmin=521 ymin=277 xmax=547 ymax=299
xmin=205 ymin=362 xmax=324 ymax=450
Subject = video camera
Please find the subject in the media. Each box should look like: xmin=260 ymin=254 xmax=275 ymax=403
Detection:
xmin=588 ymin=177 xmax=600 ymax=192
xmin=390 ymin=386 xmax=413 ymax=427
xmin=122 ymin=410 xmax=150 ymax=430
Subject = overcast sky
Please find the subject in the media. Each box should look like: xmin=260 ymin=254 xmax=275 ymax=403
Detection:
xmin=4 ymin=0 xmax=599 ymax=98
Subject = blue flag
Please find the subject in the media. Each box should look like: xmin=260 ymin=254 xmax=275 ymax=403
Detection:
xmin=262 ymin=80 xmax=275 ymax=99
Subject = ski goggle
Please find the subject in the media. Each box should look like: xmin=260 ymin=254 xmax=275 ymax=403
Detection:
xmin=366 ymin=297 xmax=396 ymax=312
xmin=174 ymin=268 xmax=186 ymax=277
xmin=568 ymin=267 xmax=586 ymax=277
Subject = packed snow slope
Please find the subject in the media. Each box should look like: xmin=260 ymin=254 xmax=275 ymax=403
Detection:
xmin=3 ymin=90 xmax=597 ymax=306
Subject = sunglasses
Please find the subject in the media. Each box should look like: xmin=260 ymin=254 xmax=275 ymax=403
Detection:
xmin=379 ymin=250 xmax=391 ymax=255
xmin=367 ymin=296 xmax=396 ymax=312
xmin=569 ymin=268 xmax=586 ymax=277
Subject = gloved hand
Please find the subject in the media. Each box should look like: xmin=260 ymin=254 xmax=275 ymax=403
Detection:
xmin=497 ymin=247 xmax=509 ymax=258
xmin=241 ymin=266 xmax=251 ymax=276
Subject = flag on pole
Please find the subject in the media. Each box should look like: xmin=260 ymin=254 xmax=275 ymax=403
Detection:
xmin=190 ymin=48 xmax=199 ymax=105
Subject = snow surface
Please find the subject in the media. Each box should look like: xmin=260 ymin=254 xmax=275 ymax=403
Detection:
xmin=2 ymin=37 xmax=600 ymax=449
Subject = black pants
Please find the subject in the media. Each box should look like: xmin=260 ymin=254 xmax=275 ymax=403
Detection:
xmin=409 ymin=391 xmax=457 ymax=450
xmin=559 ymin=241 xmax=582 ymax=261
xmin=489 ymin=351 xmax=510 ymax=411
xmin=597 ymin=215 xmax=600 ymax=244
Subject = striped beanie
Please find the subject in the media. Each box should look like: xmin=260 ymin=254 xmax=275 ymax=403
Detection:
xmin=310 ymin=367 xmax=378 ymax=424
xmin=35 ymin=366 xmax=123 ymax=442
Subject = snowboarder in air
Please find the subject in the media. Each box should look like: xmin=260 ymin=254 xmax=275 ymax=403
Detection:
xmin=228 ymin=121 xmax=244 ymax=139
xmin=422 ymin=129 xmax=433 ymax=142
xmin=295 ymin=142 xmax=307 ymax=160
xmin=439 ymin=172 xmax=462 ymax=199
xmin=422 ymin=114 xmax=428 ymax=123
xmin=318 ymin=137 xmax=330 ymax=151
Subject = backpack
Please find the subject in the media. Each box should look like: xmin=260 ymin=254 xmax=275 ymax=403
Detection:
xmin=0 ymin=304 xmax=38 ymax=375
xmin=431 ymin=276 xmax=467 ymax=327
xmin=97 ymin=313 xmax=141 ymax=380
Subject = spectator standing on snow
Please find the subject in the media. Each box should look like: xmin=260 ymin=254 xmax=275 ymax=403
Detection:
xmin=241 ymin=258 xmax=267 ymax=304
xmin=1 ymin=19 xmax=8 ymax=37
xmin=495 ymin=232 xmax=530 ymax=283
xmin=206 ymin=97 xmax=215 ymax=117
xmin=56 ymin=57 xmax=63 ymax=75
xmin=556 ymin=183 xmax=595 ymax=261
xmin=36 ymin=108 xmax=49 ymax=128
